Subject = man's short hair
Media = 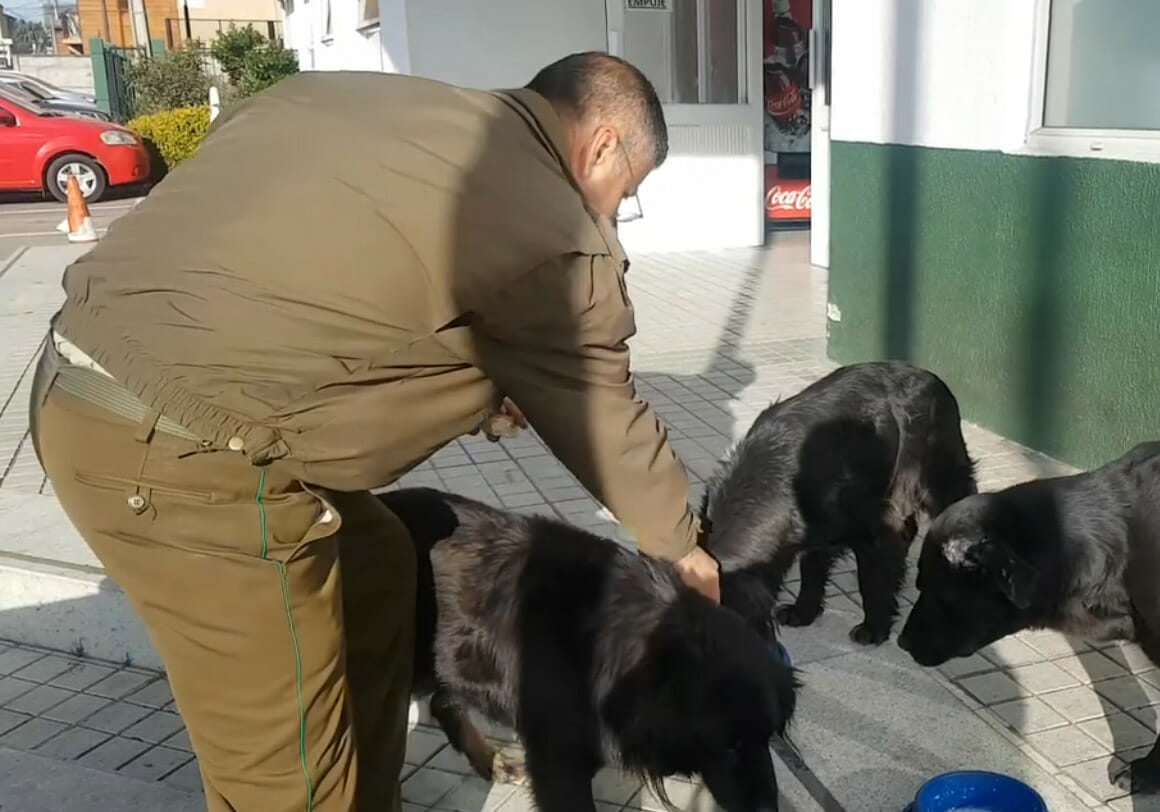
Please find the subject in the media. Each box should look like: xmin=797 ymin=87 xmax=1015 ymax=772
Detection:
xmin=526 ymin=51 xmax=669 ymax=169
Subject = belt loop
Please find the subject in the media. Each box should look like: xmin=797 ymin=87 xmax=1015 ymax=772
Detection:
xmin=134 ymin=408 xmax=162 ymax=444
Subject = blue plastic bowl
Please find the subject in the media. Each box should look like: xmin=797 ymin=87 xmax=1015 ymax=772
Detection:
xmin=770 ymin=640 xmax=792 ymax=668
xmin=904 ymin=770 xmax=1047 ymax=812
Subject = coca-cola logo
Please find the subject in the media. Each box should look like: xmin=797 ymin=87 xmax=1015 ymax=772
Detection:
xmin=766 ymin=83 xmax=801 ymax=118
xmin=766 ymin=184 xmax=812 ymax=213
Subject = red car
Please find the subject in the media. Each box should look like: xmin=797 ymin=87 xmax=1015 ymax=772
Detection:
xmin=0 ymin=88 xmax=150 ymax=203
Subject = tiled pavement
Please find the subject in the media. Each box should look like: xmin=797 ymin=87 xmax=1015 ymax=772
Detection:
xmin=1 ymin=236 xmax=1158 ymax=811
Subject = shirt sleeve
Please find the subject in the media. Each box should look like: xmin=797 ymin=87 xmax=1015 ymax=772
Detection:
xmin=469 ymin=252 xmax=700 ymax=560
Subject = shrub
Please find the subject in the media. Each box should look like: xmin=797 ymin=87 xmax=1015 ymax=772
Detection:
xmin=210 ymin=25 xmax=267 ymax=86
xmin=208 ymin=24 xmax=299 ymax=101
xmin=128 ymin=105 xmax=211 ymax=169
xmin=127 ymin=44 xmax=212 ymax=117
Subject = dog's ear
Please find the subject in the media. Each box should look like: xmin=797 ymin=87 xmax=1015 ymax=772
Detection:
xmin=943 ymin=535 xmax=1035 ymax=610
xmin=975 ymin=541 xmax=1036 ymax=610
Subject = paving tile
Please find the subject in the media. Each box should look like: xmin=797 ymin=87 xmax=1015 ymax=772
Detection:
xmin=405 ymin=726 xmax=447 ymax=766
xmin=34 ymin=725 xmax=110 ymax=760
xmin=637 ymin=777 xmax=716 ymax=811
xmin=1063 ymin=755 xmax=1127 ymax=803
xmin=85 ymin=669 xmax=156 ymax=699
xmin=1024 ymin=725 xmax=1111 ymax=767
xmin=593 ymin=768 xmax=643 ymax=805
xmin=163 ymin=726 xmax=193 ymax=752
xmin=1104 ymin=644 xmax=1159 ymax=674
xmin=118 ymin=744 xmax=192 ymax=781
xmin=11 ymin=654 xmax=81 ymax=684
xmin=1053 ymin=650 xmax=1128 ymax=683
xmin=42 ymin=691 xmax=111 ymax=724
xmin=958 ymin=671 xmax=1026 ymax=704
xmin=980 ymin=637 xmax=1050 ymax=668
xmin=124 ymin=677 xmax=175 ymax=708
xmin=0 ymin=647 xmax=43 ymax=675
xmin=1079 ymin=713 xmax=1158 ymax=752
xmin=4 ymin=683 xmax=74 ymax=715
xmin=0 ymin=716 xmax=66 ymax=750
xmin=121 ymin=709 xmax=185 ymax=744
xmin=1041 ymin=685 xmax=1117 ymax=724
xmin=989 ymin=696 xmax=1070 ymax=734
xmin=1095 ymin=674 xmax=1160 ymax=711
xmin=0 ymin=708 xmax=30 ymax=735
xmin=937 ymin=653 xmax=994 ymax=680
xmin=1007 ymin=661 xmax=1082 ymax=693
xmin=81 ymin=698 xmax=154 ymax=733
xmin=401 ymin=767 xmax=467 ymax=806
xmin=77 ymin=734 xmax=152 ymax=771
xmin=49 ymin=661 xmax=118 ymax=691
xmin=436 ymin=775 xmax=514 ymax=811
xmin=161 ymin=758 xmax=204 ymax=792
xmin=0 ymin=676 xmax=37 ymax=704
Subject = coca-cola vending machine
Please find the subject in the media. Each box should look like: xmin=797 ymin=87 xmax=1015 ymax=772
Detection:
xmin=763 ymin=0 xmax=812 ymax=226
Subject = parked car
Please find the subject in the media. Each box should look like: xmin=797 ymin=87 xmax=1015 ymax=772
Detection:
xmin=0 ymin=88 xmax=150 ymax=203
xmin=0 ymin=75 xmax=111 ymax=121
xmin=0 ymin=70 xmax=97 ymax=104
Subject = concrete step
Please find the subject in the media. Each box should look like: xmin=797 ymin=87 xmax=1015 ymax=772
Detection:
xmin=0 ymin=491 xmax=160 ymax=670
xmin=0 ymin=745 xmax=203 ymax=812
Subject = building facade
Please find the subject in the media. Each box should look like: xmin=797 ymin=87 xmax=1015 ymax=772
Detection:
xmin=284 ymin=0 xmax=1159 ymax=468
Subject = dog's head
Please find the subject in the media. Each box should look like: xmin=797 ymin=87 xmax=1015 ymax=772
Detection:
xmin=604 ymin=593 xmax=797 ymax=812
xmin=898 ymin=494 xmax=1038 ymax=667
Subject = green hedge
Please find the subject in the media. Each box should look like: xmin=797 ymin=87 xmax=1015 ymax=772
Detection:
xmin=128 ymin=105 xmax=210 ymax=169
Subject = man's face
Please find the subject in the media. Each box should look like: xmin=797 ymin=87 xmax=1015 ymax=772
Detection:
xmin=568 ymin=123 xmax=653 ymax=221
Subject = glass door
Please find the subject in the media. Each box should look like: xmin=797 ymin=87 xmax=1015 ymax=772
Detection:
xmin=608 ymin=0 xmax=764 ymax=251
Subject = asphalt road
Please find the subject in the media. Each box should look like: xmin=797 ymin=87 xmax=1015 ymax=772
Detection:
xmin=0 ymin=196 xmax=143 ymax=259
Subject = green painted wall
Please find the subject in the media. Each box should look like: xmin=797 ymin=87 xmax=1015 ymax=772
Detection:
xmin=827 ymin=141 xmax=1160 ymax=470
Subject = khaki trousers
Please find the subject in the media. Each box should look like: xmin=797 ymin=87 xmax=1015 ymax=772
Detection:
xmin=33 ymin=384 xmax=416 ymax=812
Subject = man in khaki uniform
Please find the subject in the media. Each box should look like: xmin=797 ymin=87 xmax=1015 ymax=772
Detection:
xmin=29 ymin=52 xmax=719 ymax=811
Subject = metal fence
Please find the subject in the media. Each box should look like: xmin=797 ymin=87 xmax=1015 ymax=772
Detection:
xmin=164 ymin=17 xmax=282 ymax=50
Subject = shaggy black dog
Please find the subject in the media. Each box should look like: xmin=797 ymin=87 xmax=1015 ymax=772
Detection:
xmin=898 ymin=441 xmax=1160 ymax=795
xmin=699 ymin=361 xmax=977 ymax=646
xmin=380 ymin=486 xmax=798 ymax=812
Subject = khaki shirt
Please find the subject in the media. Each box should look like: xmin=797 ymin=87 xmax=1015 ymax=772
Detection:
xmin=53 ymin=70 xmax=699 ymax=559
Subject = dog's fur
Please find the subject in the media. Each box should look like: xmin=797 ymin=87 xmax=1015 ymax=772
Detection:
xmin=381 ymin=486 xmax=798 ymax=812
xmin=699 ymin=361 xmax=978 ymax=646
xmin=898 ymin=441 xmax=1160 ymax=794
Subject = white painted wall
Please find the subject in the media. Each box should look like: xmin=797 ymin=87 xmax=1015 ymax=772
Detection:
xmin=404 ymin=0 xmax=607 ymax=89
xmin=829 ymin=0 xmax=1038 ymax=152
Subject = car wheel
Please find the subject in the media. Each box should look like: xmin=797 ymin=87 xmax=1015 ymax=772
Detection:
xmin=45 ymin=154 xmax=107 ymax=203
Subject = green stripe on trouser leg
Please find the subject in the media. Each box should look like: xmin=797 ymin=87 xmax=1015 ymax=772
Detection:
xmin=255 ymin=468 xmax=316 ymax=810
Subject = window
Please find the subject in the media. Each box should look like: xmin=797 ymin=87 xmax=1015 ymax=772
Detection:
xmin=1028 ymin=0 xmax=1160 ymax=160
xmin=622 ymin=0 xmax=746 ymax=105
xmin=357 ymin=0 xmax=379 ymax=30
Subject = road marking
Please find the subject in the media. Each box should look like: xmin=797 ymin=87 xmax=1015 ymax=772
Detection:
xmin=2 ymin=229 xmax=109 ymax=238
xmin=0 ymin=202 xmax=138 ymax=215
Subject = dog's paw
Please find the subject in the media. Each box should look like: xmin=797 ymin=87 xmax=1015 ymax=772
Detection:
xmin=1112 ymin=757 xmax=1160 ymax=795
xmin=775 ymin=602 xmax=822 ymax=627
xmin=490 ymin=745 xmax=528 ymax=785
xmin=849 ymin=622 xmax=890 ymax=646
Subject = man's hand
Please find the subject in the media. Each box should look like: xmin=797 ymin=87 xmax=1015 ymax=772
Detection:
xmin=473 ymin=397 xmax=529 ymax=442
xmin=673 ymin=545 xmax=720 ymax=603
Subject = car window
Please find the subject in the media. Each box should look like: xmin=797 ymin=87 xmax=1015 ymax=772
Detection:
xmin=17 ymin=82 xmax=50 ymax=101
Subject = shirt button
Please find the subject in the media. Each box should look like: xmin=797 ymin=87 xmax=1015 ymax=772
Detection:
xmin=127 ymin=494 xmax=148 ymax=513
xmin=227 ymin=436 xmax=245 ymax=452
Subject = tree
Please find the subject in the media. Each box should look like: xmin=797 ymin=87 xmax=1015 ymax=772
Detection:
xmin=12 ymin=20 xmax=53 ymax=55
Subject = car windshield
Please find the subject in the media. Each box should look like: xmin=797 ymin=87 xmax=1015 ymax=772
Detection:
xmin=0 ymin=86 xmax=60 ymax=116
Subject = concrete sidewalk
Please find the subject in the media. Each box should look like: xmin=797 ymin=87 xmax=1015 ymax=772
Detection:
xmin=0 ymin=238 xmax=1155 ymax=811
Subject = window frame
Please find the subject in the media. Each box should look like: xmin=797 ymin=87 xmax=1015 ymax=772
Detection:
xmin=1025 ymin=0 xmax=1160 ymax=163
xmin=356 ymin=0 xmax=380 ymax=32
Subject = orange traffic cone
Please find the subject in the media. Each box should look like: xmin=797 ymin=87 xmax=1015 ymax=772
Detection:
xmin=56 ymin=174 xmax=98 ymax=243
